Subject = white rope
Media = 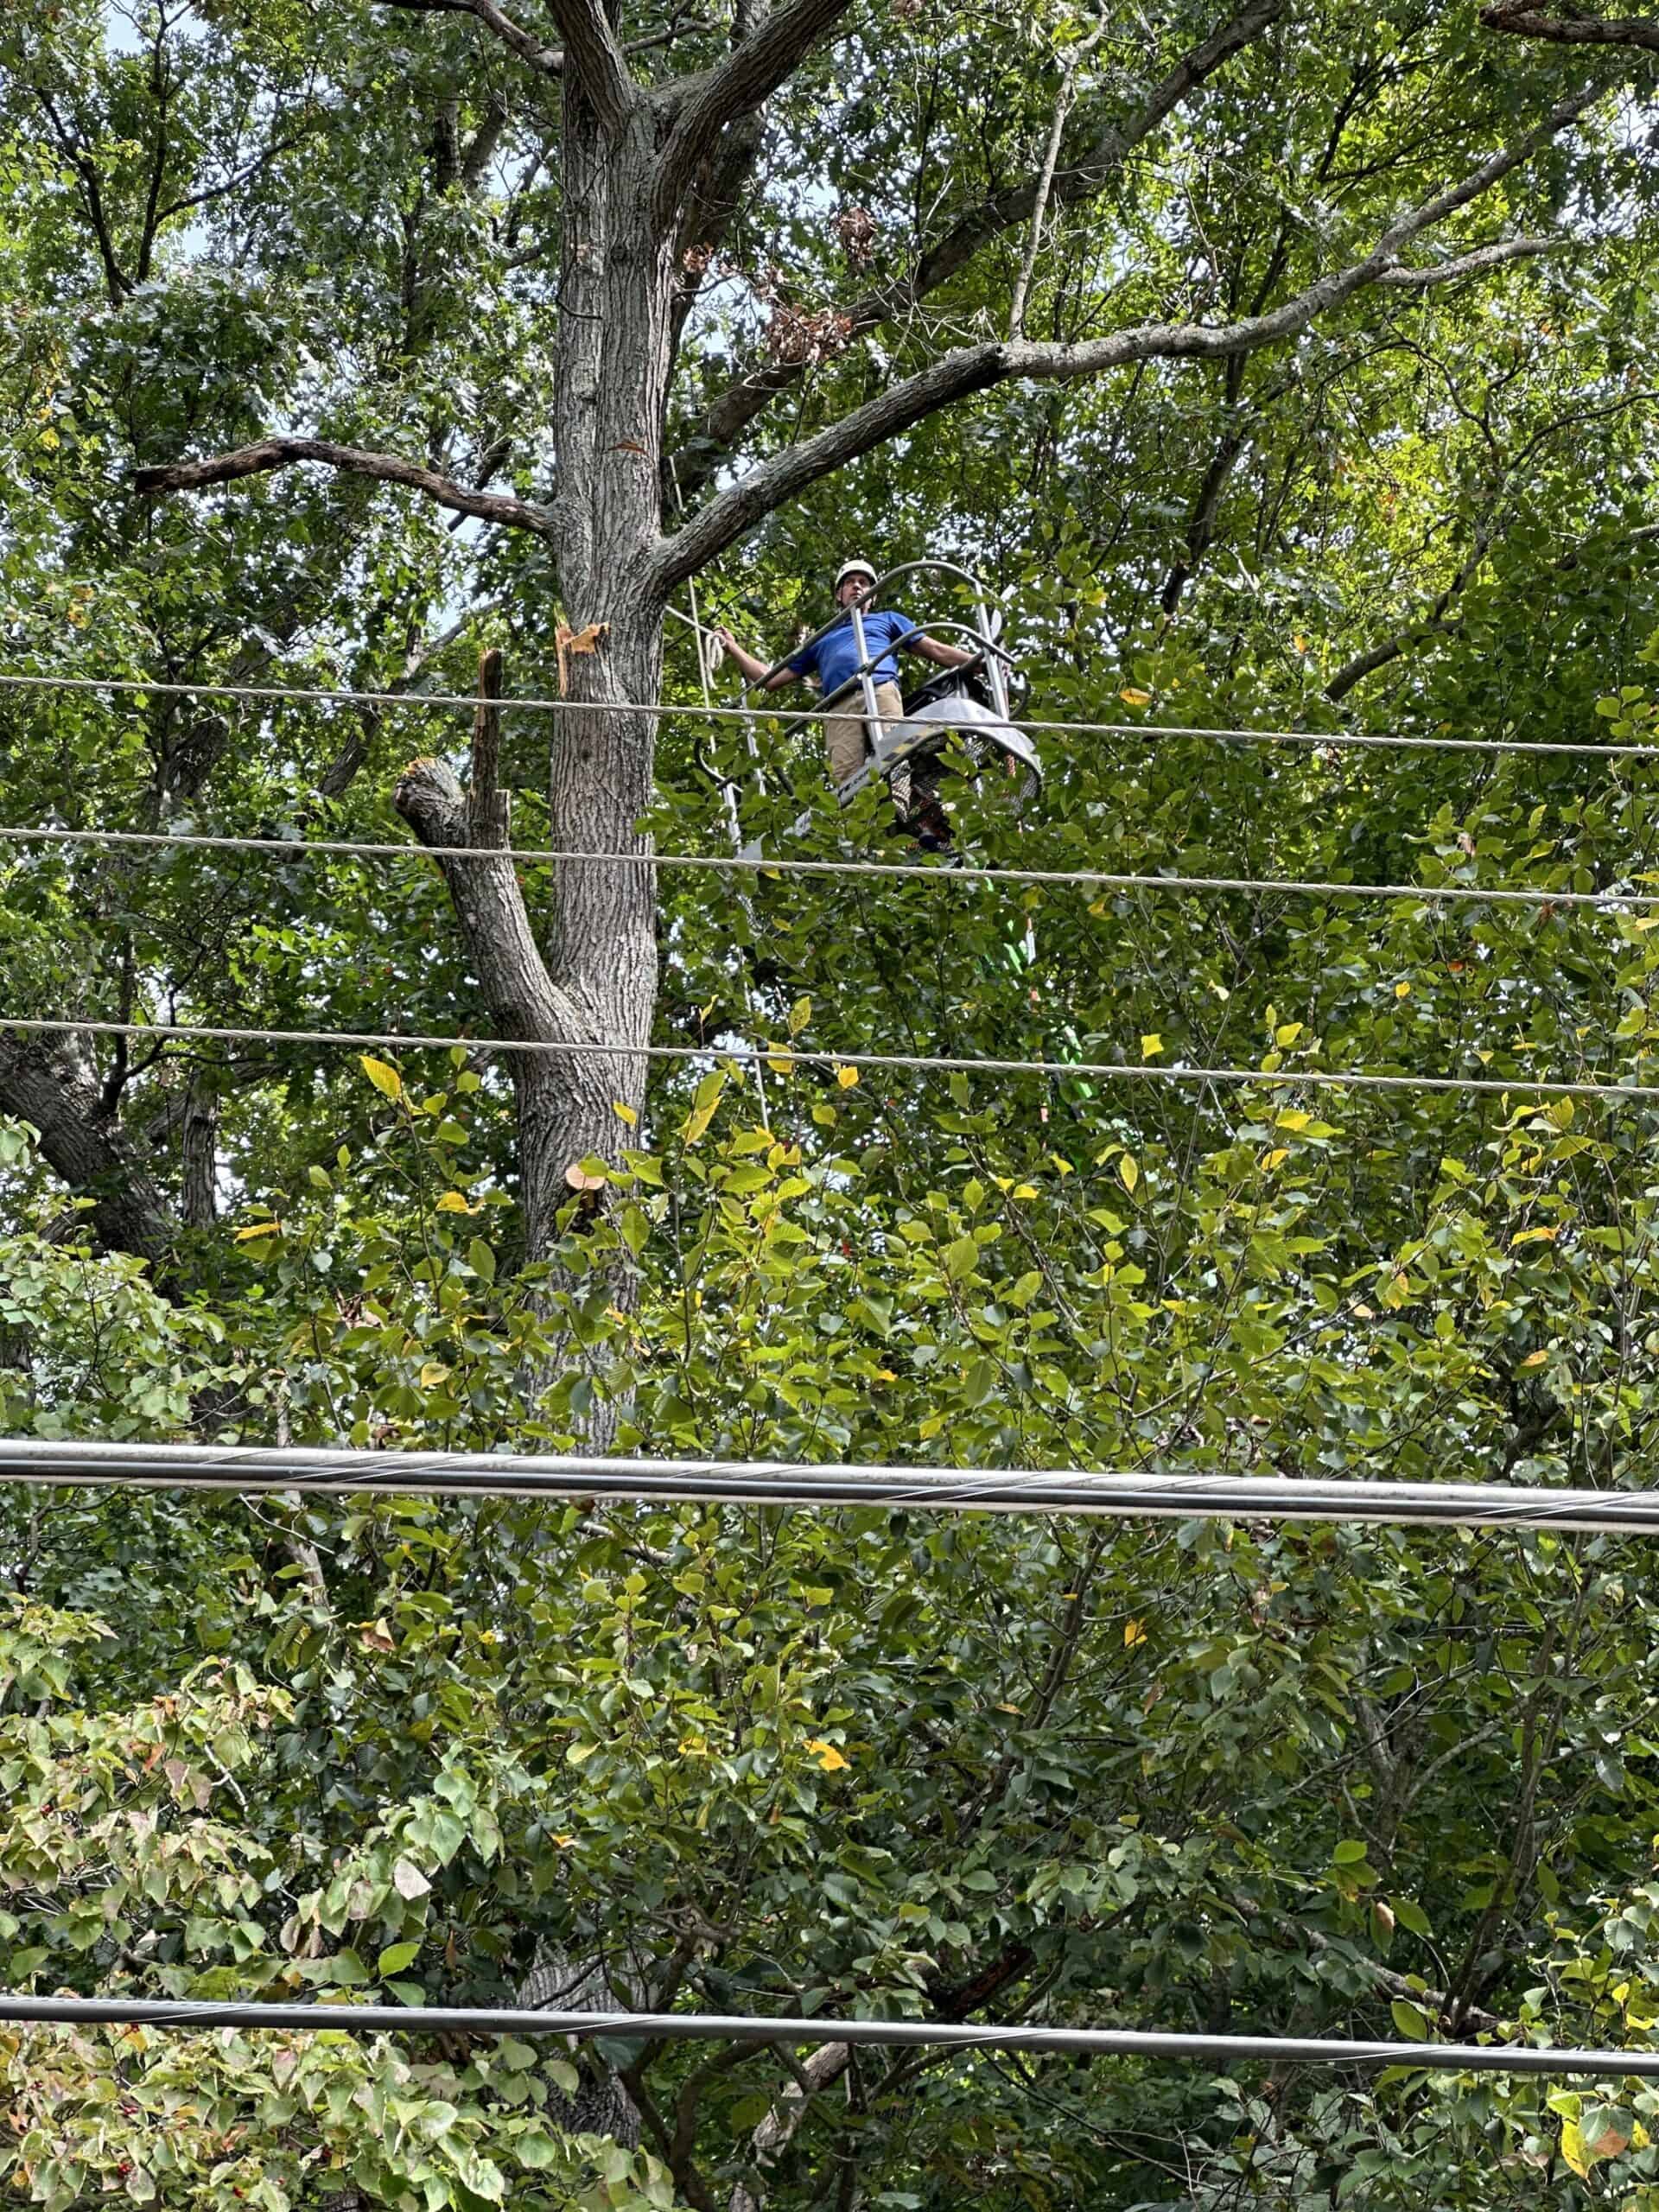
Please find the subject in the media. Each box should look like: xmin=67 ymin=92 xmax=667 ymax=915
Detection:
xmin=1 ymin=1992 xmax=1653 ymax=2077
xmin=0 ymin=822 xmax=1646 ymax=910
xmin=2 ymin=1014 xmax=1652 ymax=1102
xmin=2 ymin=669 xmax=1654 ymax=759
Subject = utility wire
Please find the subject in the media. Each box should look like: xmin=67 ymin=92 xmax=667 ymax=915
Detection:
xmin=5 ymin=1440 xmax=1659 ymax=1535
xmin=2 ymin=1014 xmax=1654 ymax=1103
xmin=0 ymin=822 xmax=1646 ymax=911
xmin=3 ymin=669 xmax=1656 ymax=760
xmin=0 ymin=1993 xmax=1654 ymax=2078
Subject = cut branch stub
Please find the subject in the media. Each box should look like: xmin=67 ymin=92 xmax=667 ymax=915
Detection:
xmin=469 ymin=646 xmax=509 ymax=848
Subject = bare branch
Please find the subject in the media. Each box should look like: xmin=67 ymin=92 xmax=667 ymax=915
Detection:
xmin=1374 ymin=234 xmax=1564 ymax=286
xmin=1008 ymin=13 xmax=1109 ymax=341
xmin=674 ymin=0 xmax=1285 ymax=481
xmin=655 ymin=0 xmax=859 ymax=219
xmin=1481 ymin=2 xmax=1659 ymax=48
xmin=134 ymin=436 xmax=556 ymax=534
xmin=154 ymin=130 xmax=315 ymax=226
xmin=653 ymin=82 xmax=1610 ymax=592
xmin=32 ymin=87 xmax=130 ymax=303
xmin=376 ymin=0 xmax=566 ymax=77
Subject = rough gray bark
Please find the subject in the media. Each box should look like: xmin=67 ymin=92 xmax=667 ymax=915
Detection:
xmin=0 ymin=1037 xmax=175 ymax=1264
xmin=522 ymin=1949 xmax=642 ymax=2146
xmin=1481 ymin=3 xmax=1659 ymax=48
xmin=180 ymin=1080 xmax=217 ymax=1227
xmin=395 ymin=651 xmax=634 ymax=1259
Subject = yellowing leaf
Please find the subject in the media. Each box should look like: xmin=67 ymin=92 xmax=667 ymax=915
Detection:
xmin=1141 ymin=1033 xmax=1163 ymax=1059
xmin=1261 ymin=1147 xmax=1288 ymax=1170
xmin=1119 ymin=1155 xmax=1139 ymax=1194
xmin=804 ymin=1738 xmax=849 ymax=1772
xmin=1012 ymin=1183 xmax=1039 ymax=1200
xmin=1519 ymin=1349 xmax=1549 ymax=1369
xmin=435 ymin=1192 xmax=476 ymax=1214
xmin=612 ymin=1099 xmax=638 ymax=1127
xmin=1118 ymin=686 xmax=1152 ymax=707
xmin=233 ymin=1221 xmax=283 ymax=1243
xmin=1395 ymin=980 xmax=1412 ymax=999
xmin=1123 ymin=1619 xmax=1147 ymax=1648
xmin=836 ymin=1064 xmax=860 ymax=1089
xmin=1511 ymin=1226 xmax=1559 ymax=1246
xmin=419 ymin=1363 xmax=451 ymax=1389
xmin=360 ymin=1055 xmax=404 ymax=1102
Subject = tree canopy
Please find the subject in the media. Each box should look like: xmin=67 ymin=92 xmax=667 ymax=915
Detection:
xmin=9 ymin=0 xmax=1659 ymax=2205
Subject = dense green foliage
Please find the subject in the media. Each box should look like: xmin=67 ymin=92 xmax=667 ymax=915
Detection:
xmin=10 ymin=1 xmax=1659 ymax=2205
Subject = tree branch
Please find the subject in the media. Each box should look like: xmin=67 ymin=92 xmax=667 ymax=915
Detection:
xmin=653 ymin=83 xmax=1607 ymax=592
xmin=541 ymin=0 xmax=636 ymax=124
xmin=655 ymin=0 xmax=860 ymax=219
xmin=1007 ymin=14 xmax=1109 ymax=342
xmin=1481 ymin=2 xmax=1659 ymax=48
xmin=32 ymin=87 xmax=130 ymax=304
xmin=672 ymin=0 xmax=1285 ymax=484
xmin=133 ymin=436 xmax=556 ymax=534
xmin=376 ymin=0 xmax=566 ymax=77
xmin=1373 ymin=234 xmax=1563 ymax=286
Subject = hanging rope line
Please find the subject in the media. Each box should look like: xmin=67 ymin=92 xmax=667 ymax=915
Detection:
xmin=0 ymin=1993 xmax=1652 ymax=2077
xmin=1 ymin=1014 xmax=1653 ymax=1101
xmin=0 ymin=822 xmax=1646 ymax=910
xmin=2 ymin=669 xmax=1655 ymax=759
xmin=4 ymin=1440 xmax=1656 ymax=1534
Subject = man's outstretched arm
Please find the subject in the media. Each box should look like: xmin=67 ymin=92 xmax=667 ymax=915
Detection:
xmin=909 ymin=633 xmax=976 ymax=671
xmin=715 ymin=627 xmax=801 ymax=690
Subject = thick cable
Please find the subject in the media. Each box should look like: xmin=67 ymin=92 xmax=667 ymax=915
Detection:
xmin=0 ymin=821 xmax=1646 ymax=911
xmin=0 ymin=1993 xmax=1651 ymax=2077
xmin=3 ymin=1440 xmax=1659 ymax=1535
xmin=2 ymin=669 xmax=1656 ymax=759
xmin=2 ymin=1014 xmax=1654 ymax=1103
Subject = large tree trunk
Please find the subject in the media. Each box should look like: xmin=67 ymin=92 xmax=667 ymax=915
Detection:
xmin=534 ymin=96 xmax=675 ymax=1224
xmin=399 ymin=104 xmax=680 ymax=1264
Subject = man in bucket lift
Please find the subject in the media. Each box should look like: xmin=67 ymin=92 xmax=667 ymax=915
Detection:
xmin=716 ymin=558 xmax=975 ymax=848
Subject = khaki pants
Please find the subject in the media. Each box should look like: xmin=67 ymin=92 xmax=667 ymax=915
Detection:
xmin=823 ymin=680 xmax=904 ymax=789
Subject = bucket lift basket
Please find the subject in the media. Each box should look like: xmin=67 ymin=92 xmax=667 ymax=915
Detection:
xmin=708 ymin=562 xmax=1040 ymax=859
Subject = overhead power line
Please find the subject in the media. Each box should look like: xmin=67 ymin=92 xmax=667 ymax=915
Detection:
xmin=3 ymin=1440 xmax=1656 ymax=1535
xmin=2 ymin=1993 xmax=1654 ymax=2079
xmin=0 ymin=822 xmax=1647 ymax=912
xmin=2 ymin=668 xmax=1656 ymax=760
xmin=3 ymin=1014 xmax=1655 ymax=1103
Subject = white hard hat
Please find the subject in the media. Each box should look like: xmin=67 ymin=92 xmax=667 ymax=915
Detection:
xmin=834 ymin=557 xmax=877 ymax=591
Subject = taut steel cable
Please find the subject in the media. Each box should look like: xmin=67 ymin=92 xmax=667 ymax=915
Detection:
xmin=0 ymin=1993 xmax=1654 ymax=2078
xmin=3 ymin=669 xmax=1656 ymax=759
xmin=3 ymin=1440 xmax=1657 ymax=1535
xmin=3 ymin=1014 xmax=1655 ymax=1103
xmin=0 ymin=822 xmax=1648 ymax=911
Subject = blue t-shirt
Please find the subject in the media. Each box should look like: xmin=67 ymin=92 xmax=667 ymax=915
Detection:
xmin=787 ymin=608 xmax=919 ymax=700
